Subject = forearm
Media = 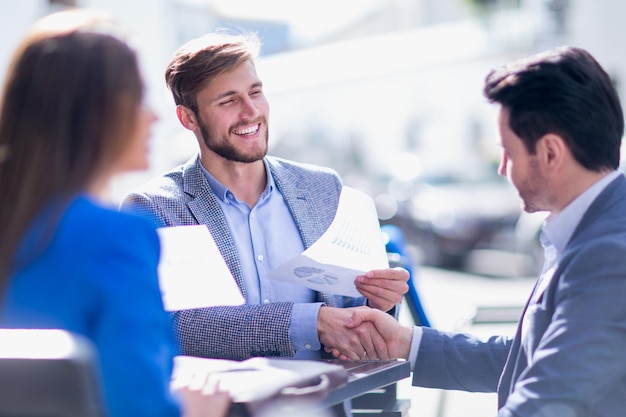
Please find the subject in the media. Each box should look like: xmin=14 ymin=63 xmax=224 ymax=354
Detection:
xmin=412 ymin=327 xmax=510 ymax=392
xmin=171 ymin=303 xmax=295 ymax=360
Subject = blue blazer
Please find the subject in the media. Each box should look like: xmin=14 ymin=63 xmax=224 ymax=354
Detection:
xmin=412 ymin=175 xmax=626 ymax=416
xmin=1 ymin=196 xmax=180 ymax=417
xmin=122 ymin=155 xmax=366 ymax=360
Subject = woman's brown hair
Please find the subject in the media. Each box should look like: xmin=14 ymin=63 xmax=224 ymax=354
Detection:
xmin=0 ymin=9 xmax=144 ymax=285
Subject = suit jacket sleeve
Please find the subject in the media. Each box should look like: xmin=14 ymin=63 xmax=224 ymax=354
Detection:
xmin=412 ymin=327 xmax=511 ymax=392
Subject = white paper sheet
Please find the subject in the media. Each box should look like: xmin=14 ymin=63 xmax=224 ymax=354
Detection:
xmin=171 ymin=355 xmax=348 ymax=404
xmin=156 ymin=225 xmax=245 ymax=311
xmin=265 ymin=186 xmax=389 ymax=297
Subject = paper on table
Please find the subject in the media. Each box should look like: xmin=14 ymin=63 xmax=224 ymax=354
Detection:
xmin=156 ymin=225 xmax=244 ymax=311
xmin=265 ymin=186 xmax=389 ymax=297
xmin=171 ymin=355 xmax=348 ymax=404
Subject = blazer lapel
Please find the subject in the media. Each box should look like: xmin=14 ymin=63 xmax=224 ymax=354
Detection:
xmin=182 ymin=157 xmax=247 ymax=297
xmin=268 ymin=159 xmax=330 ymax=249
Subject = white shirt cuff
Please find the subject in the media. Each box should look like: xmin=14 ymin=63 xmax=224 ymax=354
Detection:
xmin=408 ymin=326 xmax=423 ymax=372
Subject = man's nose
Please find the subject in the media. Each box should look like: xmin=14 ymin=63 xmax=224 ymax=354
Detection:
xmin=240 ymin=96 xmax=260 ymax=119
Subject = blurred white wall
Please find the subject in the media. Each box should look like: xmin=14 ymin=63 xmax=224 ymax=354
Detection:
xmin=0 ymin=0 xmax=44 ymax=85
xmin=0 ymin=0 xmax=196 ymax=203
xmin=78 ymin=0 xmax=196 ymax=201
xmin=568 ymin=0 xmax=626 ymax=101
xmin=257 ymin=21 xmax=503 ymax=186
xmin=2 ymin=0 xmax=626 ymax=203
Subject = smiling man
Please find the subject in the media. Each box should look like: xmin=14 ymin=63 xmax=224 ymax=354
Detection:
xmin=121 ymin=31 xmax=408 ymax=372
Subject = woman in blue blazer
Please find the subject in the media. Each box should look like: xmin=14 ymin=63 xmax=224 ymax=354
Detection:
xmin=0 ymin=9 xmax=229 ymax=417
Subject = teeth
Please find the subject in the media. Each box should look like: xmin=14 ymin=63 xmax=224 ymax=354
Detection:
xmin=232 ymin=124 xmax=259 ymax=135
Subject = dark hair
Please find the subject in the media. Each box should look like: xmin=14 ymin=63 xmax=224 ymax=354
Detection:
xmin=165 ymin=31 xmax=261 ymax=114
xmin=0 ymin=10 xmax=144 ymax=282
xmin=484 ymin=46 xmax=624 ymax=171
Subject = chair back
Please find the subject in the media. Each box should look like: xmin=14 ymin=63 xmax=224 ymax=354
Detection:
xmin=0 ymin=329 xmax=106 ymax=417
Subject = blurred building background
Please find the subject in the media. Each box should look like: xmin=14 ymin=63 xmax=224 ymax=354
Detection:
xmin=2 ymin=0 xmax=625 ymax=273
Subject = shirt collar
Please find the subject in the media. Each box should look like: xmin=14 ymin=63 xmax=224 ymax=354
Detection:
xmin=542 ymin=170 xmax=620 ymax=255
xmin=199 ymin=159 xmax=275 ymax=203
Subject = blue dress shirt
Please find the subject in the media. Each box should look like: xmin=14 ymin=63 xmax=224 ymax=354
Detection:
xmin=201 ymin=162 xmax=324 ymax=358
xmin=540 ymin=170 xmax=621 ymax=265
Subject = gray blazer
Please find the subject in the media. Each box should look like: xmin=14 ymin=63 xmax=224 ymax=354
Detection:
xmin=411 ymin=175 xmax=626 ymax=416
xmin=122 ymin=155 xmax=365 ymax=360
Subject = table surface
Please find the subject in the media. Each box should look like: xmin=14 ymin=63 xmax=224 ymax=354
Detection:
xmin=225 ymin=358 xmax=411 ymax=417
xmin=318 ymin=359 xmax=411 ymax=407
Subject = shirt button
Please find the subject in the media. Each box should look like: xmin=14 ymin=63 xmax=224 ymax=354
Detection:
xmin=305 ymin=344 xmax=312 ymax=350
xmin=257 ymin=254 xmax=264 ymax=261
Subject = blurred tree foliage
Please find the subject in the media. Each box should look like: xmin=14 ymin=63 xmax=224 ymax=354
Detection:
xmin=464 ymin=0 xmax=521 ymax=11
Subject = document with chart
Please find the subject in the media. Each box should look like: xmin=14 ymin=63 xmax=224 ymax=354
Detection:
xmin=265 ymin=186 xmax=389 ymax=297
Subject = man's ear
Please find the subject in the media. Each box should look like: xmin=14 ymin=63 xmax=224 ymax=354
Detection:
xmin=536 ymin=133 xmax=567 ymax=171
xmin=176 ymin=105 xmax=198 ymax=131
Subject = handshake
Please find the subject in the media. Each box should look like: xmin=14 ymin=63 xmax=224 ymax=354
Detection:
xmin=318 ymin=305 xmax=413 ymax=361
xmin=318 ymin=267 xmax=414 ymax=361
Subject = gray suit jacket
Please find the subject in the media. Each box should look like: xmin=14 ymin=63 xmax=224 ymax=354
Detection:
xmin=122 ymin=155 xmax=365 ymax=360
xmin=412 ymin=175 xmax=626 ymax=417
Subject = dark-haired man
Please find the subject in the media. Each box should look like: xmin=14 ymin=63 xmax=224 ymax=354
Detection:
xmin=342 ymin=46 xmax=626 ymax=417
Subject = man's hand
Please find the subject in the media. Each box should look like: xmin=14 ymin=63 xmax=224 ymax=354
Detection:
xmin=317 ymin=306 xmax=390 ymax=360
xmin=355 ymin=267 xmax=409 ymax=312
xmin=326 ymin=308 xmax=413 ymax=361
